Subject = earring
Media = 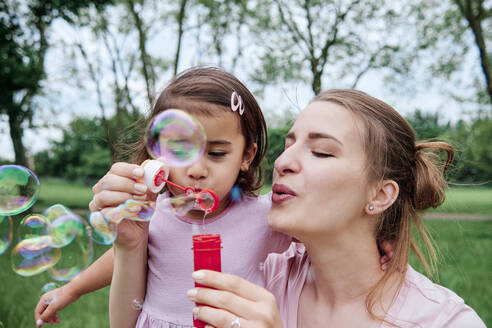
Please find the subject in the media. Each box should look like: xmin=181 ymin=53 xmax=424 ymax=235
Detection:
xmin=368 ymin=204 xmax=374 ymax=211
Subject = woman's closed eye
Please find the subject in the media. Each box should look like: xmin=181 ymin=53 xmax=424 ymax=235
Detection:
xmin=312 ymin=151 xmax=334 ymax=158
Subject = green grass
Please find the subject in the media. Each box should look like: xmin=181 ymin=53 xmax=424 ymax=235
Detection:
xmin=410 ymin=219 xmax=492 ymax=326
xmin=429 ymin=186 xmax=492 ymax=215
xmin=33 ymin=178 xmax=93 ymax=213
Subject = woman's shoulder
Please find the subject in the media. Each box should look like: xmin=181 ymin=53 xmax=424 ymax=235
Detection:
xmin=391 ymin=265 xmax=486 ymax=327
xmin=263 ymin=243 xmax=308 ymax=292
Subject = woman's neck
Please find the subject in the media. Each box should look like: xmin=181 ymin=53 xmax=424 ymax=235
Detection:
xmin=302 ymin=228 xmax=394 ymax=310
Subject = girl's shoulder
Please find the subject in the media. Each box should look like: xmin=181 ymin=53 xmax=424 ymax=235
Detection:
xmin=235 ymin=192 xmax=272 ymax=211
xmin=389 ymin=265 xmax=486 ymax=327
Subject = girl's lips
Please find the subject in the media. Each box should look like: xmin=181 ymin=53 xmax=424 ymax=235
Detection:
xmin=271 ymin=184 xmax=296 ymax=204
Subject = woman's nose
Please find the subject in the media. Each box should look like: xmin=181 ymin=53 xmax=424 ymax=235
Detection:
xmin=274 ymin=145 xmax=301 ymax=176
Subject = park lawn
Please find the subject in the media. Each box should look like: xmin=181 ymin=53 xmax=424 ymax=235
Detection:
xmin=428 ymin=186 xmax=492 ymax=215
xmin=0 ymin=219 xmax=490 ymax=327
xmin=33 ymin=177 xmax=94 ymax=212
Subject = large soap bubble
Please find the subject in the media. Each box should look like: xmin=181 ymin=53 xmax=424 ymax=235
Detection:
xmin=145 ymin=109 xmax=206 ymax=167
xmin=47 ymin=215 xmax=93 ymax=281
xmin=11 ymin=236 xmax=61 ymax=276
xmin=0 ymin=165 xmax=40 ymax=216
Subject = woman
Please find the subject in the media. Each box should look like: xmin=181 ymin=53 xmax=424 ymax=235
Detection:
xmin=187 ymin=89 xmax=486 ymax=327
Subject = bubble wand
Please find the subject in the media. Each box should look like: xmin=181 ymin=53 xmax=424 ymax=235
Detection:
xmin=141 ymin=159 xmax=219 ymax=213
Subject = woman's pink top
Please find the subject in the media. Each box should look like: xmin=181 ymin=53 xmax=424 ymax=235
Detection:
xmin=264 ymin=243 xmax=486 ymax=328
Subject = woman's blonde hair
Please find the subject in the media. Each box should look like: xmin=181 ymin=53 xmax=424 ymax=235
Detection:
xmin=312 ymin=89 xmax=454 ymax=325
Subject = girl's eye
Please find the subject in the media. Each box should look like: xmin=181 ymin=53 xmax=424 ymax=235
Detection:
xmin=209 ymin=151 xmax=226 ymax=157
xmin=312 ymin=151 xmax=333 ymax=158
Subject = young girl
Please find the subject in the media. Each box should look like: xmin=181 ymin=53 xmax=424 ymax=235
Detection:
xmin=35 ymin=66 xmax=293 ymax=327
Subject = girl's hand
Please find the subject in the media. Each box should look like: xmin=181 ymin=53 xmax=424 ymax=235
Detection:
xmin=187 ymin=270 xmax=283 ymax=328
xmin=34 ymin=284 xmax=79 ymax=327
xmin=89 ymin=162 xmax=157 ymax=212
xmin=379 ymin=240 xmax=394 ymax=271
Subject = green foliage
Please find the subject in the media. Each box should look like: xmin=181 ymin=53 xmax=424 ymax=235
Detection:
xmin=444 ymin=114 xmax=492 ymax=183
xmin=263 ymin=125 xmax=291 ymax=184
xmin=34 ymin=117 xmax=112 ymax=182
xmin=406 ymin=110 xmax=451 ymax=140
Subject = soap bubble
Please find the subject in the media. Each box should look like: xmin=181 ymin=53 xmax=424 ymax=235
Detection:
xmin=47 ymin=216 xmax=93 ymax=281
xmin=0 ymin=165 xmax=40 ymax=216
xmin=43 ymin=204 xmax=73 ymax=223
xmin=40 ymin=282 xmax=60 ymax=304
xmin=17 ymin=214 xmax=49 ymax=241
xmin=0 ymin=216 xmax=12 ymax=255
xmin=145 ymin=109 xmax=206 ymax=167
xmin=88 ymin=211 xmax=117 ymax=245
xmin=104 ymin=199 xmax=155 ymax=224
xmin=88 ymin=200 xmax=155 ymax=246
xmin=11 ymin=236 xmax=61 ymax=276
xmin=48 ymin=214 xmax=84 ymax=248
xmin=132 ymin=298 xmax=143 ymax=310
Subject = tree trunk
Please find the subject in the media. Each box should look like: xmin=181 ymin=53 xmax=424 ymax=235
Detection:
xmin=173 ymin=0 xmax=188 ymax=76
xmin=8 ymin=110 xmax=28 ymax=167
xmin=127 ymin=0 xmax=155 ymax=106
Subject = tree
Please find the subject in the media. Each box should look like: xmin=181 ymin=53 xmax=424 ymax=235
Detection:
xmin=0 ymin=0 xmax=112 ymax=167
xmin=406 ymin=110 xmax=451 ymax=140
xmin=453 ymin=0 xmax=491 ymax=103
xmin=250 ymin=0 xmax=413 ymax=95
xmin=413 ymin=0 xmax=491 ymax=105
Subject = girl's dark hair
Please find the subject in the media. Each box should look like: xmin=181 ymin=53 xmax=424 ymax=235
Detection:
xmin=312 ymin=89 xmax=454 ymax=326
xmin=127 ymin=66 xmax=267 ymax=194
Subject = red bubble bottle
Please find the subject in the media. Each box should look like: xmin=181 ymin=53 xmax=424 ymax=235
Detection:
xmin=192 ymin=234 xmax=222 ymax=328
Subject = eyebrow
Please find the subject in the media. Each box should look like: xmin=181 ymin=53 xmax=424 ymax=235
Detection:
xmin=285 ymin=131 xmax=343 ymax=145
xmin=207 ymin=140 xmax=232 ymax=146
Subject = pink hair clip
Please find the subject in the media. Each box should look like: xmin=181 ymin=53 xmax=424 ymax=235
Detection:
xmin=231 ymin=91 xmax=244 ymax=115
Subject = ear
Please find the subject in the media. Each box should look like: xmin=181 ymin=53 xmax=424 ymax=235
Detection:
xmin=241 ymin=143 xmax=258 ymax=172
xmin=365 ymin=180 xmax=399 ymax=215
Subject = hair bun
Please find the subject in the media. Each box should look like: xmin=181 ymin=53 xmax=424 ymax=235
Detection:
xmin=413 ymin=142 xmax=454 ymax=210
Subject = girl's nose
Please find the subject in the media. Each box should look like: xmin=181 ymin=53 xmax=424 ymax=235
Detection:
xmin=274 ymin=145 xmax=301 ymax=176
xmin=186 ymin=159 xmax=208 ymax=180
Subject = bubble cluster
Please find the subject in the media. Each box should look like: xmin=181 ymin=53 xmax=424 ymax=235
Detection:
xmin=0 ymin=165 xmax=40 ymax=216
xmin=145 ymin=109 xmax=206 ymax=167
xmin=0 ymin=216 xmax=12 ymax=255
xmin=11 ymin=204 xmax=93 ymax=281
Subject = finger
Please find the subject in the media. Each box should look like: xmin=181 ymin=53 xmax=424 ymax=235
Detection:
xmin=188 ymin=287 xmax=253 ymax=320
xmin=193 ymin=306 xmax=244 ymax=328
xmin=39 ymin=302 xmax=60 ymax=322
xmin=380 ymin=240 xmax=394 ymax=258
xmin=91 ymin=191 xmax=137 ymax=211
xmin=192 ymin=270 xmax=271 ymax=302
xmin=34 ymin=297 xmax=49 ymax=321
xmin=93 ymin=173 xmax=147 ymax=196
xmin=110 ymin=162 xmax=144 ymax=179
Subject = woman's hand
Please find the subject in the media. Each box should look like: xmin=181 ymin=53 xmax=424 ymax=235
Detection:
xmin=187 ymin=270 xmax=284 ymax=328
xmin=34 ymin=284 xmax=79 ymax=327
